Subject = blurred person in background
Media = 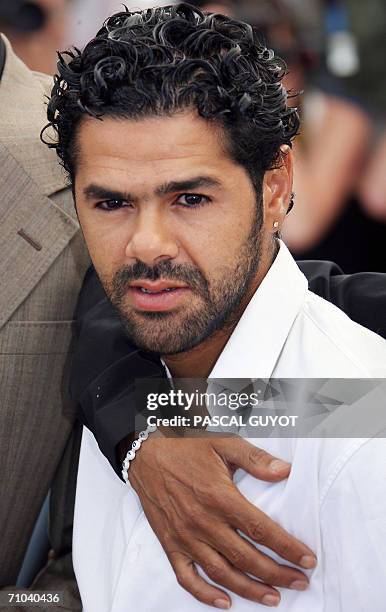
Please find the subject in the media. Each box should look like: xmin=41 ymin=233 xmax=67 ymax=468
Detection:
xmin=0 ymin=0 xmax=70 ymax=74
xmin=341 ymin=0 xmax=386 ymax=222
xmin=245 ymin=0 xmax=375 ymax=269
xmin=282 ymin=0 xmax=386 ymax=272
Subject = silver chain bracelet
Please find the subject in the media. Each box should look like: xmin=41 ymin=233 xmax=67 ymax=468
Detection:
xmin=121 ymin=423 xmax=157 ymax=484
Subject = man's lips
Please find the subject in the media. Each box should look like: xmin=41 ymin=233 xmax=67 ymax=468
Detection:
xmin=128 ymin=280 xmax=191 ymax=312
xmin=129 ymin=280 xmax=188 ymax=292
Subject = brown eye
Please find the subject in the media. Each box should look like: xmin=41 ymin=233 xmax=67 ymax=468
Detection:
xmin=97 ymin=199 xmax=129 ymax=211
xmin=177 ymin=194 xmax=209 ymax=208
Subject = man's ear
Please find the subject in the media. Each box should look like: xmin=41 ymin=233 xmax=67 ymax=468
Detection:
xmin=262 ymin=146 xmax=294 ymax=234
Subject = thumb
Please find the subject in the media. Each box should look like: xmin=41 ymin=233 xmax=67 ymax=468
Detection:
xmin=215 ymin=437 xmax=291 ymax=482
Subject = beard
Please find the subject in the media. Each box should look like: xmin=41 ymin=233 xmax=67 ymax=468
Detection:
xmin=101 ymin=205 xmax=263 ymax=356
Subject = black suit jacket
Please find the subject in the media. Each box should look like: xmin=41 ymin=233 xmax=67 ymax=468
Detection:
xmin=71 ymin=262 xmax=386 ymax=477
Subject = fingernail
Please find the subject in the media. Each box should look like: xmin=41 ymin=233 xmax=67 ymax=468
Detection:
xmin=262 ymin=594 xmax=280 ymax=607
xmin=214 ymin=599 xmax=231 ymax=610
xmin=300 ymin=555 xmax=317 ymax=569
xmin=290 ymin=580 xmax=309 ymax=591
xmin=269 ymin=459 xmax=291 ymax=473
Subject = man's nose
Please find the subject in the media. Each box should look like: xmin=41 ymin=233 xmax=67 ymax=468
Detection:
xmin=125 ymin=208 xmax=179 ymax=265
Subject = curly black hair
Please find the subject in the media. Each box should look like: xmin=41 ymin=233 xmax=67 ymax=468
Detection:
xmin=43 ymin=2 xmax=299 ymax=194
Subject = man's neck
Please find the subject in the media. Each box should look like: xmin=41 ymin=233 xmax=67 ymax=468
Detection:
xmin=0 ymin=37 xmax=6 ymax=81
xmin=164 ymin=326 xmax=235 ymax=379
xmin=163 ymin=242 xmax=278 ymax=379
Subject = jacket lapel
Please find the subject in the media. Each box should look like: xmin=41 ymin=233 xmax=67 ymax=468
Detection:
xmin=0 ymin=146 xmax=79 ymax=328
xmin=0 ymin=36 xmax=80 ymax=329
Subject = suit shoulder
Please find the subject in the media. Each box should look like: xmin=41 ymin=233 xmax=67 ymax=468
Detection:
xmin=33 ymin=71 xmax=55 ymax=98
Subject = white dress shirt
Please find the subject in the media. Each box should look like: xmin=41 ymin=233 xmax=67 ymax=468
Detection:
xmin=73 ymin=242 xmax=386 ymax=612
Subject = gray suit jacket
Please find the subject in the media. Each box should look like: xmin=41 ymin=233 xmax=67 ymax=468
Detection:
xmin=0 ymin=35 xmax=89 ymax=608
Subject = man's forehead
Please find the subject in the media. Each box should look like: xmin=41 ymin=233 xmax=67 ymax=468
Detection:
xmin=74 ymin=112 xmax=241 ymax=194
xmin=76 ymin=110 xmax=226 ymax=163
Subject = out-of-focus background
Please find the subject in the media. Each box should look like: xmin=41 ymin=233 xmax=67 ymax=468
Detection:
xmin=1 ymin=0 xmax=385 ymax=272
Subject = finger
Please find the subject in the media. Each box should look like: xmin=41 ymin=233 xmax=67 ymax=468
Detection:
xmin=207 ymin=525 xmax=310 ymax=590
xmin=231 ymin=493 xmax=317 ymax=570
xmin=215 ymin=438 xmax=291 ymax=482
xmin=194 ymin=543 xmax=282 ymax=607
xmin=168 ymin=550 xmax=232 ymax=610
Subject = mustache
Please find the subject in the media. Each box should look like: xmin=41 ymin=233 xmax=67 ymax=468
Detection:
xmin=111 ymin=260 xmax=210 ymax=298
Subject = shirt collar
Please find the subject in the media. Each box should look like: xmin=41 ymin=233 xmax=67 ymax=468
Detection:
xmin=208 ymin=241 xmax=308 ymax=385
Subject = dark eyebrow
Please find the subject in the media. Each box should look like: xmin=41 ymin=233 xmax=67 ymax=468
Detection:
xmin=155 ymin=176 xmax=222 ymax=196
xmin=83 ymin=184 xmax=136 ymax=202
xmin=82 ymin=176 xmax=222 ymax=203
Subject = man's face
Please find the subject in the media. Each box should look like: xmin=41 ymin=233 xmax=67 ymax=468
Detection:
xmin=75 ymin=111 xmax=273 ymax=355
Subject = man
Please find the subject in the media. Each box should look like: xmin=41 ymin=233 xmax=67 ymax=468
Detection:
xmin=0 ymin=33 xmax=89 ymax=608
xmin=1 ymin=7 xmax=384 ymax=610
xmin=1 ymin=14 xmax=375 ymax=609
xmin=1 ymin=18 xmax=307 ymax=608
xmin=44 ymin=4 xmax=386 ymax=611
